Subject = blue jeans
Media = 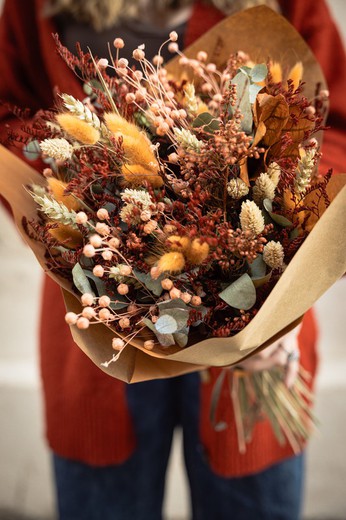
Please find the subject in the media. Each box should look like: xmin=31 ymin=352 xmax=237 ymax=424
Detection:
xmin=53 ymin=373 xmax=304 ymax=520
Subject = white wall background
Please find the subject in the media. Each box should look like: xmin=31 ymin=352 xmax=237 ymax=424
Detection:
xmin=0 ymin=1 xmax=345 ymax=519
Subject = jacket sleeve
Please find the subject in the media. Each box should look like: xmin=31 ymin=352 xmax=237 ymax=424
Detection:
xmin=281 ymin=0 xmax=346 ymax=173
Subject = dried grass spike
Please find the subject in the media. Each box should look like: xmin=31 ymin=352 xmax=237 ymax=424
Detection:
xmin=240 ymin=200 xmax=265 ymax=235
xmin=47 ymin=178 xmax=81 ymax=211
xmin=157 ymin=252 xmax=185 ymax=273
xmin=185 ymin=239 xmax=210 ymax=265
xmin=287 ymin=62 xmax=303 ymax=91
xmin=56 ymin=113 xmax=100 ymax=144
xmin=121 ymin=164 xmax=163 ymax=188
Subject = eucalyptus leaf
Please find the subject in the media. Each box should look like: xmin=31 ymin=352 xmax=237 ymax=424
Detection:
xmin=219 ymin=273 xmax=256 ymax=310
xmin=173 ymin=332 xmax=188 ymax=348
xmin=83 ymin=83 xmax=93 ymax=96
xmin=252 ymin=271 xmax=272 ymax=288
xmin=263 ymin=198 xmax=293 ymax=228
xmin=142 ymin=318 xmax=156 ymax=333
xmin=23 ymin=140 xmax=41 ymax=161
xmin=83 ymin=270 xmax=107 ymax=296
xmin=133 ymin=270 xmax=164 ymax=297
xmin=91 ymin=184 xmax=103 ymax=195
xmin=249 ymin=83 xmax=263 ymax=104
xmin=160 ymin=308 xmax=189 ymax=331
xmin=249 ymin=255 xmax=266 ymax=279
xmin=249 ymin=64 xmax=268 ymax=83
xmin=155 ymin=314 xmax=178 ymax=334
xmin=263 ymin=198 xmax=273 ymax=212
xmin=155 ymin=332 xmax=176 ymax=347
xmin=231 ymin=72 xmax=253 ymax=134
xmin=109 ymin=300 xmax=129 ymax=311
xmin=143 ymin=318 xmax=176 ymax=347
xmin=269 ymin=213 xmax=293 ymax=228
xmin=239 ymin=66 xmax=252 ymax=76
xmin=88 ymin=79 xmax=104 ymax=91
xmin=102 ymin=203 xmax=116 ymax=213
xmin=192 ymin=112 xmax=220 ymax=133
xmin=72 ymin=263 xmax=94 ymax=295
xmin=290 ymin=228 xmax=300 ymax=240
xmin=158 ymin=298 xmax=188 ymax=310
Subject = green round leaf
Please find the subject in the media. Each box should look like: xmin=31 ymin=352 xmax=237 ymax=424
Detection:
xmin=160 ymin=308 xmax=189 ymax=331
xmin=192 ymin=112 xmax=220 ymax=133
xmin=249 ymin=64 xmax=268 ymax=83
xmin=23 ymin=140 xmax=41 ymax=161
xmin=249 ymin=255 xmax=266 ymax=279
xmin=263 ymin=198 xmax=293 ymax=228
xmin=155 ymin=315 xmax=178 ymax=334
xmin=219 ymin=273 xmax=256 ymax=310
xmin=72 ymin=263 xmax=94 ymax=296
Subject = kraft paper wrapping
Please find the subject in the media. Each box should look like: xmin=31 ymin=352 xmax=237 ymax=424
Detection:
xmin=166 ymin=6 xmax=327 ymax=100
xmin=1 ymin=145 xmax=345 ymax=382
xmin=0 ymin=6 xmax=344 ymax=382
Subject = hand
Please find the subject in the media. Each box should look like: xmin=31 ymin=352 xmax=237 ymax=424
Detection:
xmin=238 ymin=324 xmax=301 ymax=388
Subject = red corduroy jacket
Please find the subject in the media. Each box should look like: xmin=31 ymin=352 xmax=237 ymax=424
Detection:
xmin=0 ymin=0 xmax=345 ymax=477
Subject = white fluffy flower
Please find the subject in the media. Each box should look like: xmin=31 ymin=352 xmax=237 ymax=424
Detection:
xmin=263 ymin=241 xmax=285 ymax=269
xmin=252 ymin=173 xmax=276 ymax=205
xmin=120 ymin=189 xmax=153 ymax=209
xmin=240 ymin=200 xmax=265 ymax=235
xmin=295 ymin=149 xmax=317 ymax=194
xmin=227 ymin=178 xmax=249 ymax=199
xmin=266 ymin=162 xmax=281 ymax=188
xmin=40 ymin=138 xmax=72 ymax=161
xmin=174 ymin=128 xmax=202 ymax=152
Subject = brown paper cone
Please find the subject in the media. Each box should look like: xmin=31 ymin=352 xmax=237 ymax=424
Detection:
xmin=0 ymin=6 xmax=342 ymax=382
xmin=1 ymin=145 xmax=345 ymax=382
xmin=166 ymin=6 xmax=327 ymax=100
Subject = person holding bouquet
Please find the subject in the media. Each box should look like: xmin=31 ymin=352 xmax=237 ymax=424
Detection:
xmin=0 ymin=0 xmax=345 ymax=519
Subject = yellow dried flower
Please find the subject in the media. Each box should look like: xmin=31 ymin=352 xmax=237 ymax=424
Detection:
xmin=121 ymin=135 xmax=159 ymax=171
xmin=105 ymin=113 xmax=162 ymax=187
xmin=185 ymin=239 xmax=210 ymax=265
xmin=287 ymin=62 xmax=303 ymax=91
xmin=167 ymin=235 xmax=190 ymax=252
xmin=157 ymin=252 xmax=185 ymax=274
xmin=269 ymin=62 xmax=283 ymax=83
xmin=49 ymin=224 xmax=83 ymax=249
xmin=263 ymin=241 xmax=284 ymax=269
xmin=104 ymin=113 xmax=142 ymax=140
xmin=56 ymin=113 xmax=100 ymax=144
xmin=252 ymin=173 xmax=276 ymax=205
xmin=196 ymin=101 xmax=209 ymax=115
xmin=227 ymin=178 xmax=249 ymax=199
xmin=47 ymin=178 xmax=81 ymax=211
xmin=121 ymin=164 xmax=163 ymax=188
xmin=240 ymin=200 xmax=265 ymax=235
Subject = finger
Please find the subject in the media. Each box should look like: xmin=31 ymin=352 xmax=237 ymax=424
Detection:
xmin=239 ymin=348 xmax=287 ymax=372
xmin=254 ymin=341 xmax=281 ymax=359
xmin=285 ymin=358 xmax=299 ymax=388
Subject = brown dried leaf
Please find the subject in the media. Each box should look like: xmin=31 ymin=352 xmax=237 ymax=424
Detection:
xmin=239 ymin=159 xmax=250 ymax=186
xmin=256 ymin=94 xmax=290 ymax=146
xmin=252 ymin=121 xmax=267 ymax=147
xmin=284 ymin=106 xmax=315 ymax=144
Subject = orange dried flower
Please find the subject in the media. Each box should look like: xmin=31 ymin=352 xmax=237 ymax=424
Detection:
xmin=157 ymin=252 xmax=185 ymax=273
xmin=185 ymin=239 xmax=210 ymax=265
xmin=47 ymin=177 xmax=81 ymax=211
xmin=56 ymin=113 xmax=100 ymax=144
